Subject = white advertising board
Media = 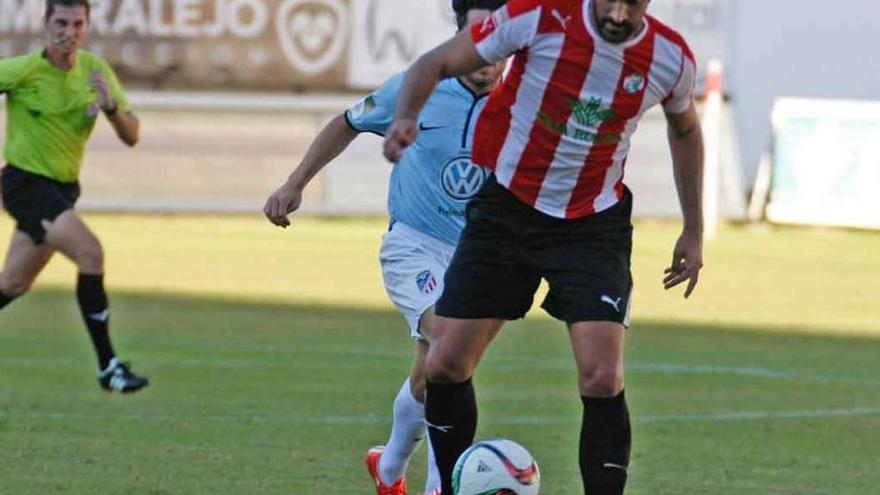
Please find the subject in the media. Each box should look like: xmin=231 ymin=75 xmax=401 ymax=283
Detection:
xmin=768 ymin=98 xmax=880 ymax=229
xmin=346 ymin=0 xmax=456 ymax=89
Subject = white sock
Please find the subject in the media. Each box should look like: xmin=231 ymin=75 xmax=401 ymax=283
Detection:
xmin=424 ymin=437 xmax=441 ymax=495
xmin=378 ymin=378 xmax=426 ymax=485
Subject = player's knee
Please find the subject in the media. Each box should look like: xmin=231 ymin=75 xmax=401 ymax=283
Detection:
xmin=579 ymin=366 xmax=624 ymax=397
xmin=76 ymin=242 xmax=104 ymax=272
xmin=0 ymin=273 xmax=33 ymax=296
xmin=425 ymin=352 xmax=471 ymax=383
xmin=409 ymin=372 xmax=427 ymax=402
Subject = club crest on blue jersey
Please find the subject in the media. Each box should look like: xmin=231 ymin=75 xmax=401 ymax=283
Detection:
xmin=416 ymin=270 xmax=438 ymax=295
xmin=347 ymin=94 xmax=376 ymax=120
xmin=441 ymin=154 xmax=490 ymax=201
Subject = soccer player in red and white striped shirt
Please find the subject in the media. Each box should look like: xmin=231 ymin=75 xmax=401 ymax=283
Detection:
xmin=384 ymin=1 xmax=704 ymax=493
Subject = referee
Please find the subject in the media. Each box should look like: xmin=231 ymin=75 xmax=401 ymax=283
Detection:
xmin=0 ymin=0 xmax=148 ymax=393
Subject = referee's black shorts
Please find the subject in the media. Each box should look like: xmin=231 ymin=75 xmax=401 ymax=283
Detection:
xmin=1 ymin=164 xmax=80 ymax=244
xmin=436 ymin=176 xmax=633 ymax=326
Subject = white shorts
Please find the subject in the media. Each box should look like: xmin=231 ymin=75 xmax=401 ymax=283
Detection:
xmin=380 ymin=221 xmax=456 ymax=340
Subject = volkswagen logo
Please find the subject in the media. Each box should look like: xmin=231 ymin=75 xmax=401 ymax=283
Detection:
xmin=441 ymin=155 xmax=489 ymax=200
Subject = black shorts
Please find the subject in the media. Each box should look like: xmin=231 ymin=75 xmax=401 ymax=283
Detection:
xmin=436 ymin=177 xmax=633 ymax=325
xmin=1 ymin=165 xmax=80 ymax=244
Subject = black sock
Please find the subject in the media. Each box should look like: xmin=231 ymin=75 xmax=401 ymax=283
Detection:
xmin=426 ymin=378 xmax=478 ymax=494
xmin=0 ymin=291 xmax=16 ymax=310
xmin=580 ymin=390 xmax=632 ymax=495
xmin=76 ymin=273 xmax=115 ymax=370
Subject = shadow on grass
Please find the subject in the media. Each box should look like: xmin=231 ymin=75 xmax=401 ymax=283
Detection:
xmin=3 ymin=287 xmax=878 ymax=342
xmin=4 ymin=287 xmax=879 ymax=387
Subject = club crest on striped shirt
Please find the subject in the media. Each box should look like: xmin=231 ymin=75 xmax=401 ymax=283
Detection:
xmin=416 ymin=270 xmax=437 ymax=294
xmin=622 ymin=72 xmax=646 ymax=94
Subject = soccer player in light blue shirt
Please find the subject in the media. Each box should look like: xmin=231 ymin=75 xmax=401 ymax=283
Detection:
xmin=263 ymin=3 xmax=507 ymax=493
xmin=344 ymin=71 xmax=491 ymax=247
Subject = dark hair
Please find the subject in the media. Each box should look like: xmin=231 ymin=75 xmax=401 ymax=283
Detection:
xmin=44 ymin=0 xmax=90 ymax=23
xmin=453 ymin=0 xmax=508 ymax=30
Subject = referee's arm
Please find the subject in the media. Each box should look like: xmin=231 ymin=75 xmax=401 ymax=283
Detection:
xmin=91 ymin=70 xmax=139 ymax=147
xmin=105 ymin=109 xmax=139 ymax=147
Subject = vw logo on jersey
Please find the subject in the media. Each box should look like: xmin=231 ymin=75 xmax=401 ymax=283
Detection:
xmin=441 ymin=154 xmax=489 ymax=201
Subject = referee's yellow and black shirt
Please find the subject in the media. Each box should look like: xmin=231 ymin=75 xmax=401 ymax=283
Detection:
xmin=0 ymin=49 xmax=130 ymax=183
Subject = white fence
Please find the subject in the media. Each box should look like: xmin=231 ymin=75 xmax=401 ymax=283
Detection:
xmin=2 ymin=91 xmax=746 ymax=219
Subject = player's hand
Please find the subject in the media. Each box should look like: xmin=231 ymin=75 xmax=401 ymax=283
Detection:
xmin=383 ymin=118 xmax=418 ymax=162
xmin=263 ymin=183 xmax=303 ymax=228
xmin=89 ymin=70 xmax=116 ymax=113
xmin=663 ymin=229 xmax=703 ymax=298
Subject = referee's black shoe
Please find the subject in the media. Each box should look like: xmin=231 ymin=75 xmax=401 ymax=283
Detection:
xmin=98 ymin=358 xmax=149 ymax=393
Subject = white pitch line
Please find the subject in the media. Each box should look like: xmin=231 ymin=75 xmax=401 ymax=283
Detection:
xmin=636 ymin=407 xmax=880 ymax=423
xmin=0 ymin=357 xmax=812 ymax=377
xmin=1 ymin=407 xmax=878 ymax=426
xmin=627 ymin=363 xmax=795 ymax=378
xmin=494 ymin=407 xmax=880 ymax=425
xmin=2 ymin=357 xmax=876 ymax=387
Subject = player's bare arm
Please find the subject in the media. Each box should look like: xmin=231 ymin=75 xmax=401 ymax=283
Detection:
xmin=263 ymin=114 xmax=358 ymax=228
xmin=90 ymin=70 xmax=139 ymax=147
xmin=383 ymin=30 xmax=488 ymax=163
xmin=663 ymin=102 xmax=704 ymax=298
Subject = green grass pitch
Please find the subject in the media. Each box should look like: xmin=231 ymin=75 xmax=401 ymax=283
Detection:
xmin=1 ymin=214 xmax=878 ymax=494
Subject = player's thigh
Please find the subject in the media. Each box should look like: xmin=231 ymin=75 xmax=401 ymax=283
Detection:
xmin=418 ymin=305 xmax=440 ymax=342
xmin=426 ymin=316 xmax=505 ymax=382
xmin=380 ymin=225 xmax=451 ymax=340
xmin=542 ymin=255 xmax=633 ymax=325
xmin=2 ymin=165 xmax=81 ymax=246
xmin=43 ymin=209 xmax=103 ymax=267
xmin=568 ymin=321 xmax=626 ymax=396
xmin=435 ymin=185 xmax=543 ymax=321
xmin=538 ymin=190 xmax=634 ymax=325
xmin=0 ymin=229 xmax=55 ymax=292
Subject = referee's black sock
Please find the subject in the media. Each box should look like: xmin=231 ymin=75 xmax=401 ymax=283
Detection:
xmin=425 ymin=378 xmax=478 ymax=495
xmin=76 ymin=273 xmax=116 ymax=370
xmin=580 ymin=390 xmax=632 ymax=495
xmin=0 ymin=291 xmax=16 ymax=310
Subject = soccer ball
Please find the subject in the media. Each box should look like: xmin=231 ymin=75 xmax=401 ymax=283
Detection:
xmin=452 ymin=439 xmax=540 ymax=495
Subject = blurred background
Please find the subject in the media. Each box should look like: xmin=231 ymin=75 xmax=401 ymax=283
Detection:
xmin=1 ymin=0 xmax=877 ymax=224
xmin=1 ymin=1 xmax=879 ymax=494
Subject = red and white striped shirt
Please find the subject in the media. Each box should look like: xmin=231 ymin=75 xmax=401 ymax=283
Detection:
xmin=471 ymin=0 xmax=695 ymax=219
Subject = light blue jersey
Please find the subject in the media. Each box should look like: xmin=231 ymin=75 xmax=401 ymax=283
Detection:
xmin=345 ymin=74 xmax=491 ymax=246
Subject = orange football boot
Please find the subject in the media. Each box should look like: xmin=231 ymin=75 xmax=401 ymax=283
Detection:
xmin=365 ymin=446 xmax=408 ymax=495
